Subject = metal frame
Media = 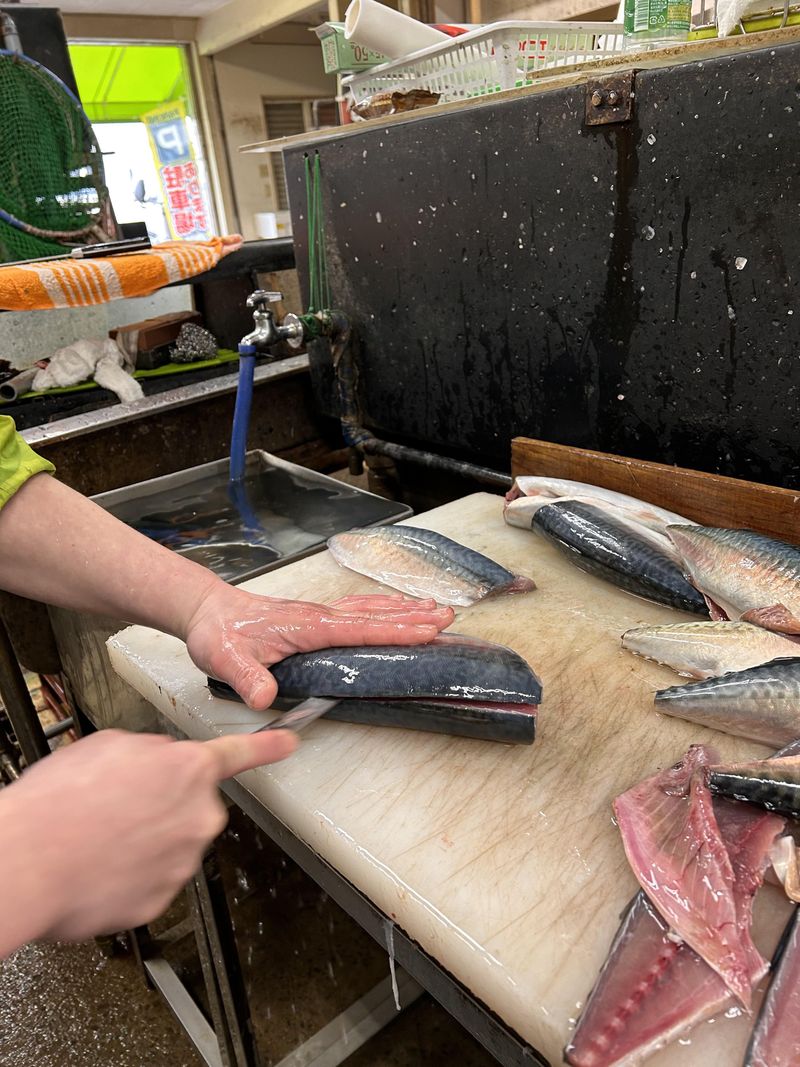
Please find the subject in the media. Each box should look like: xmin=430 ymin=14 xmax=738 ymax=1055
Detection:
xmin=127 ymin=702 xmax=549 ymax=1066
xmin=220 ymin=776 xmax=549 ymax=1067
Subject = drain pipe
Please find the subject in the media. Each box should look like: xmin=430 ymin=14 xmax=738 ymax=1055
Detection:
xmin=328 ymin=313 xmax=512 ymax=491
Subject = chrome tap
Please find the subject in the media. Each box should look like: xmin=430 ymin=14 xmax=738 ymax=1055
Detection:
xmin=239 ymin=290 xmax=305 ymax=355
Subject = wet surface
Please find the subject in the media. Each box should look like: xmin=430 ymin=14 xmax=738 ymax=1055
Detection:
xmin=103 ymin=455 xmax=408 ymax=583
xmin=0 ymin=940 xmax=202 ymax=1067
xmin=218 ymin=807 xmax=496 ymax=1065
xmin=0 ymin=804 xmax=494 ymax=1066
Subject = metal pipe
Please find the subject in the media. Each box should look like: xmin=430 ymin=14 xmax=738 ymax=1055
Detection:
xmin=44 ymin=717 xmax=74 ymax=741
xmin=330 ymin=314 xmax=512 ymax=490
xmin=0 ymin=621 xmax=49 ymax=764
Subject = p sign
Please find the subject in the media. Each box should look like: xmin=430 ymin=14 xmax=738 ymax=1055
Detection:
xmin=149 ymin=110 xmax=191 ymax=165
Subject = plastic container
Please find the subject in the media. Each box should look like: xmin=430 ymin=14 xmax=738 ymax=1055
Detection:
xmin=623 ymin=0 xmax=690 ymax=47
xmin=345 ymin=21 xmax=625 ymax=106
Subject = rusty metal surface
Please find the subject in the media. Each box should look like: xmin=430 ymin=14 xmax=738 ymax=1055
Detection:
xmin=584 ymin=71 xmax=635 ymax=126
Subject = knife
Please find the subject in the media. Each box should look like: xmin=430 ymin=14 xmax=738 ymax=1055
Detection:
xmin=207 ymin=677 xmax=337 ymax=734
xmin=254 ymin=696 xmax=339 ymax=734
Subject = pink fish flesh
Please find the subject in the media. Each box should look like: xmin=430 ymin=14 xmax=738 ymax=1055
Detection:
xmin=566 ymin=799 xmax=783 ymax=1066
xmin=613 ymin=745 xmax=760 ymax=1007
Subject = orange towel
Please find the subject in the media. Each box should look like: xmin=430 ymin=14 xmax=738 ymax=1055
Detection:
xmin=0 ymin=235 xmax=244 ymax=312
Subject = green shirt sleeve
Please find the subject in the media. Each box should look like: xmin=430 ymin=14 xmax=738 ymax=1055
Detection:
xmin=0 ymin=414 xmax=55 ymax=509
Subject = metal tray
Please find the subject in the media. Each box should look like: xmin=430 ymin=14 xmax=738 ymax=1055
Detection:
xmin=92 ymin=450 xmax=411 ymax=584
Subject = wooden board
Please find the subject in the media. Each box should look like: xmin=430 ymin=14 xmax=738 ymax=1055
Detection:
xmin=511 ymin=437 xmax=800 ymax=542
xmin=108 ymin=493 xmax=793 ymax=1066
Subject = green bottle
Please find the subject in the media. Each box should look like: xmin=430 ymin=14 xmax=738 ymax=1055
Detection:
xmin=624 ymin=0 xmax=690 ymax=47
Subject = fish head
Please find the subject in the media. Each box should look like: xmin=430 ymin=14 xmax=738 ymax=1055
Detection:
xmin=665 ymin=525 xmax=726 ymax=583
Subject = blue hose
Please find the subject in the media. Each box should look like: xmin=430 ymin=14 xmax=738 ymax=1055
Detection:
xmin=229 ymin=345 xmax=256 ymax=483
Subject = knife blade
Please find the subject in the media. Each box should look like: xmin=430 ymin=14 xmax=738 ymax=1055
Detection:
xmin=254 ymin=696 xmax=339 ymax=734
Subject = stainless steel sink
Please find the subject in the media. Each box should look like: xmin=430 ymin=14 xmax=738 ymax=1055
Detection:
xmin=51 ymin=450 xmax=411 ymax=733
xmin=91 ymin=449 xmax=411 ymax=584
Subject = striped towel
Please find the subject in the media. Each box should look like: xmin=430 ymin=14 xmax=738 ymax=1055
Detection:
xmin=0 ymin=235 xmax=244 ymax=312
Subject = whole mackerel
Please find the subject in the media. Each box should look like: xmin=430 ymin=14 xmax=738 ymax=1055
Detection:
xmin=654 ymin=656 xmax=800 ymax=746
xmin=622 ymin=620 xmax=799 ymax=679
xmin=667 ymin=526 xmax=800 ymax=633
xmin=327 ymin=525 xmax=535 ymax=607
xmin=532 ymin=501 xmax=708 ymax=614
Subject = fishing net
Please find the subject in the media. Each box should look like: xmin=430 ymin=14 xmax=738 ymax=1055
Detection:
xmin=0 ymin=50 xmax=112 ymax=263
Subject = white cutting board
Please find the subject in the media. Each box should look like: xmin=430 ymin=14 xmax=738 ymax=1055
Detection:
xmin=108 ymin=492 xmax=792 ymax=1065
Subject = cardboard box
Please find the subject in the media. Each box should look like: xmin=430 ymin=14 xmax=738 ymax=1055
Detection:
xmin=315 ymin=23 xmax=387 ymax=73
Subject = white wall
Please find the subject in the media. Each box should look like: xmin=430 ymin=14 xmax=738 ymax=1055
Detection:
xmin=212 ymin=39 xmax=332 ymax=239
xmin=0 ymin=289 xmax=193 ymax=370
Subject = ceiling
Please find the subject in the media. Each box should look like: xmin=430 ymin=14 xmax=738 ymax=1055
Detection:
xmin=17 ymin=0 xmax=229 ymax=14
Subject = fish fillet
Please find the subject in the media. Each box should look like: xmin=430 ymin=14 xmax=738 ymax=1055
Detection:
xmin=622 ymin=621 xmax=800 ymax=679
xmin=530 ymin=501 xmax=707 ymax=614
xmin=566 ymin=800 xmax=783 ymax=1066
xmin=505 ymin=477 xmax=696 ymax=532
xmin=613 ymin=745 xmax=759 ymax=1007
xmin=745 ymin=907 xmax=800 ymax=1067
xmin=668 ymin=526 xmax=800 ymax=634
xmin=207 ymin=634 xmax=542 ymax=744
xmin=327 ymin=525 xmax=535 ymax=607
xmin=654 ymin=657 xmax=800 ymax=746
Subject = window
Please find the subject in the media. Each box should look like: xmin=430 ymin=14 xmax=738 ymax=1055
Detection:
xmin=263 ymin=99 xmax=337 ymax=212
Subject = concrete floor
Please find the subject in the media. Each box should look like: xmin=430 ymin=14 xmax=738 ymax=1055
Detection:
xmin=0 ymin=806 xmax=497 ymax=1067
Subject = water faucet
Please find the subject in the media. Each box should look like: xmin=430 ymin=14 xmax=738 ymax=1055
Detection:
xmin=239 ymin=290 xmax=305 ymax=355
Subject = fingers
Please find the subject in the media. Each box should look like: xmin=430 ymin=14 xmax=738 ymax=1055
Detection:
xmin=310 ymin=617 xmax=449 ymax=648
xmin=205 ymin=729 xmax=298 ymax=779
xmin=215 ymin=647 xmax=279 ymax=710
xmin=330 ymin=596 xmax=453 ymax=625
xmin=331 ymin=594 xmax=434 ymax=610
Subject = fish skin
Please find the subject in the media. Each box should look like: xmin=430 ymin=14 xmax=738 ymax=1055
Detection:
xmin=622 ymin=621 xmax=800 ymax=679
xmin=269 ymin=633 xmax=541 ymax=704
xmin=654 ymin=657 xmax=800 ymax=746
xmin=744 ymin=907 xmax=800 ymax=1067
xmin=566 ymin=801 xmax=782 ymax=1067
xmin=531 ymin=501 xmax=708 ymax=615
xmin=709 ymin=753 xmax=800 ymax=819
xmin=207 ymin=634 xmax=542 ymax=744
xmin=667 ymin=526 xmax=800 ymax=634
xmin=613 ymin=745 xmax=757 ymax=1008
xmin=327 ymin=525 xmax=535 ymax=607
xmin=505 ymin=477 xmax=696 ymax=531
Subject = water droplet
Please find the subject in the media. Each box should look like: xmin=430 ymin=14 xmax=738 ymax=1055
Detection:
xmin=642 ymin=225 xmax=655 ymax=241
xmin=735 ymin=256 xmax=747 ymax=270
xmin=647 ymin=132 xmax=656 ymax=145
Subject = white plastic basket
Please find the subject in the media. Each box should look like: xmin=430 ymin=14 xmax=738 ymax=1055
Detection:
xmin=344 ymin=21 xmax=626 ymax=106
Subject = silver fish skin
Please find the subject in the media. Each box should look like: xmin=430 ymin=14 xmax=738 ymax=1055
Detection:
xmin=667 ymin=526 xmax=800 ymax=634
xmin=654 ymin=656 xmax=800 ymax=746
xmin=709 ymin=754 xmax=800 ymax=819
xmin=622 ymin=621 xmax=800 ymax=679
xmin=327 ymin=525 xmax=535 ymax=607
xmin=532 ymin=500 xmax=708 ymax=615
xmin=505 ymin=476 xmax=696 ymax=531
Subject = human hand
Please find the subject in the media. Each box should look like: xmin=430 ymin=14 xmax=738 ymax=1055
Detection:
xmin=0 ymin=727 xmax=296 ymax=953
xmin=184 ymin=587 xmax=454 ymax=709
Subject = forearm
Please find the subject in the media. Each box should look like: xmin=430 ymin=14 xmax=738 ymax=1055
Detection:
xmin=0 ymin=473 xmax=221 ymax=638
